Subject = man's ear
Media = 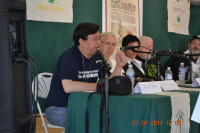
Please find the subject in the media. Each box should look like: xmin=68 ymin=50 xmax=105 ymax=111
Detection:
xmin=79 ymin=38 xmax=85 ymax=46
xmin=188 ymin=42 xmax=190 ymax=49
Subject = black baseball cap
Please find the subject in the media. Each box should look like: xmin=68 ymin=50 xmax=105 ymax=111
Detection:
xmin=191 ymin=35 xmax=200 ymax=41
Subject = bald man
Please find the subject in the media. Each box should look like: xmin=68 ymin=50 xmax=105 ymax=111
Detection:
xmin=136 ymin=36 xmax=164 ymax=80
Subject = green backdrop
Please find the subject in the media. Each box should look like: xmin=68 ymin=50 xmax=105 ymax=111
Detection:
xmin=143 ymin=0 xmax=200 ymax=64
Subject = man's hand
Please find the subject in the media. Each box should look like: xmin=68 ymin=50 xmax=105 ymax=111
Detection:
xmin=115 ymin=50 xmax=127 ymax=67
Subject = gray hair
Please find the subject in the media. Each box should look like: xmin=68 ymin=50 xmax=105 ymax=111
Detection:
xmin=139 ymin=36 xmax=153 ymax=46
xmin=100 ymin=32 xmax=116 ymax=42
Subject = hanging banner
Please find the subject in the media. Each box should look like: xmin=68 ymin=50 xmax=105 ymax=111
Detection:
xmin=167 ymin=0 xmax=190 ymax=35
xmin=26 ymin=0 xmax=73 ymax=23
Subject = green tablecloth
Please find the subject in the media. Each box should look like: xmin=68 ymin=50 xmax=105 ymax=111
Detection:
xmin=65 ymin=90 xmax=199 ymax=133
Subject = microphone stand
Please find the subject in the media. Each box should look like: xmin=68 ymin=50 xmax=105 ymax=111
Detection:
xmin=128 ymin=49 xmax=163 ymax=80
xmin=121 ymin=46 xmax=200 ymax=81
xmin=152 ymin=51 xmax=200 ymax=81
xmin=185 ymin=56 xmax=192 ymax=84
xmin=105 ymin=73 xmax=109 ymax=133
xmin=155 ymin=54 xmax=161 ymax=80
xmin=96 ymin=50 xmax=111 ymax=133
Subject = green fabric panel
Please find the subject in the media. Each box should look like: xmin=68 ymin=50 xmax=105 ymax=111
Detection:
xmin=27 ymin=0 xmax=102 ymax=111
xmin=65 ymin=92 xmax=172 ymax=133
xmin=143 ymin=0 xmax=200 ymax=65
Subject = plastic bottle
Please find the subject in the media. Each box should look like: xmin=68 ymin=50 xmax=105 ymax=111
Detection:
xmin=178 ymin=62 xmax=185 ymax=85
xmin=165 ymin=67 xmax=173 ymax=80
xmin=195 ymin=57 xmax=200 ymax=79
xmin=126 ymin=64 xmax=135 ymax=94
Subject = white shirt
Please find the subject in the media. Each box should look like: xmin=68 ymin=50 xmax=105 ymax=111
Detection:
xmin=127 ymin=57 xmax=145 ymax=75
xmin=184 ymin=49 xmax=200 ymax=81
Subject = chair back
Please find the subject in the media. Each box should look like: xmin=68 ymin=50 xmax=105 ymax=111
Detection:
xmin=32 ymin=72 xmax=53 ymax=99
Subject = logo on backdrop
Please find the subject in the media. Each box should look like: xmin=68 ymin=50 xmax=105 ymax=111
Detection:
xmin=48 ymin=0 xmax=55 ymax=4
xmin=168 ymin=0 xmax=190 ymax=35
xmin=27 ymin=0 xmax=73 ymax=23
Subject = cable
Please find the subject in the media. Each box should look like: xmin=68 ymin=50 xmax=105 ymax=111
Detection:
xmin=28 ymin=55 xmax=38 ymax=133
xmin=139 ymin=46 xmax=153 ymax=52
xmin=13 ymin=56 xmax=38 ymax=133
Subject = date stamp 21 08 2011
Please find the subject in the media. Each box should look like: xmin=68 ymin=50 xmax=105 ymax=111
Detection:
xmin=132 ymin=120 xmax=182 ymax=126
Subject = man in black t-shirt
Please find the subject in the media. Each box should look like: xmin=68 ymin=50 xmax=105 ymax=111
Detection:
xmin=45 ymin=23 xmax=127 ymax=127
xmin=164 ymin=35 xmax=200 ymax=81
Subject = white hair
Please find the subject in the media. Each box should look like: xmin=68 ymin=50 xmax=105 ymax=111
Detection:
xmin=139 ymin=36 xmax=153 ymax=46
xmin=100 ymin=32 xmax=116 ymax=42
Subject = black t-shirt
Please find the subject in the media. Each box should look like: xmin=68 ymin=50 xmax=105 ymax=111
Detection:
xmin=45 ymin=46 xmax=110 ymax=109
xmin=163 ymin=56 xmax=195 ymax=80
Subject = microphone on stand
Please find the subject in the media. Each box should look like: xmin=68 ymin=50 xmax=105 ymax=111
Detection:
xmin=120 ymin=46 xmax=153 ymax=54
xmin=120 ymin=46 xmax=140 ymax=51
xmin=96 ymin=48 xmax=111 ymax=69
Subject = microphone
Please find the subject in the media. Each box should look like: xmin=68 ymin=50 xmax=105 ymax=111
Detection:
xmin=120 ymin=46 xmax=140 ymax=51
xmin=96 ymin=48 xmax=111 ymax=69
xmin=120 ymin=46 xmax=153 ymax=54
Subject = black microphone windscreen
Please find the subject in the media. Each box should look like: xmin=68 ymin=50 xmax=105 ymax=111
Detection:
xmin=120 ymin=46 xmax=140 ymax=51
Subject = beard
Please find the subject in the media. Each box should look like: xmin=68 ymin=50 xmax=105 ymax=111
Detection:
xmin=142 ymin=53 xmax=151 ymax=60
xmin=190 ymin=48 xmax=200 ymax=54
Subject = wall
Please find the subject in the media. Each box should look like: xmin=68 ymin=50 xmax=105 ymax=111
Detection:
xmin=143 ymin=0 xmax=200 ymax=64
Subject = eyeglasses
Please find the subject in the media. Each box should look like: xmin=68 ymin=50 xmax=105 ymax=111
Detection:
xmin=101 ymin=41 xmax=117 ymax=46
xmin=191 ymin=42 xmax=200 ymax=46
xmin=87 ymin=36 xmax=101 ymax=42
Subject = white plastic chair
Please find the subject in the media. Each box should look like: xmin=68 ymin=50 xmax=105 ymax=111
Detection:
xmin=32 ymin=72 xmax=64 ymax=133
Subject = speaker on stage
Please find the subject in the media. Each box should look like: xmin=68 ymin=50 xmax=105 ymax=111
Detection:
xmin=0 ymin=0 xmax=32 ymax=132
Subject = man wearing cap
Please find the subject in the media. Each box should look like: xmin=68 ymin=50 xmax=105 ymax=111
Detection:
xmin=164 ymin=35 xmax=200 ymax=81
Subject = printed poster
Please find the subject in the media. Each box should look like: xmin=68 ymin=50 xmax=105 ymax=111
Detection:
xmin=106 ymin=0 xmax=140 ymax=46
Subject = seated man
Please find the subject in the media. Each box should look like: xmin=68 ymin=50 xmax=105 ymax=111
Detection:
xmin=100 ymin=32 xmax=124 ymax=74
xmin=122 ymin=34 xmax=150 ymax=83
xmin=136 ymin=36 xmax=164 ymax=80
xmin=164 ymin=35 xmax=200 ymax=81
xmin=45 ymin=23 xmax=127 ymax=127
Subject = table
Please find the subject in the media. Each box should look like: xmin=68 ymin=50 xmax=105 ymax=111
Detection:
xmin=65 ymin=89 xmax=199 ymax=133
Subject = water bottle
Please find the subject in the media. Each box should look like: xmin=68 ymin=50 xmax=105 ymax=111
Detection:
xmin=126 ymin=64 xmax=135 ymax=94
xmin=165 ymin=67 xmax=173 ymax=80
xmin=195 ymin=56 xmax=200 ymax=79
xmin=178 ymin=62 xmax=185 ymax=85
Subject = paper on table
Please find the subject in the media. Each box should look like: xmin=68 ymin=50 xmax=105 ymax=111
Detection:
xmin=191 ymin=92 xmax=200 ymax=123
xmin=192 ymin=78 xmax=200 ymax=87
xmin=84 ymin=91 xmax=95 ymax=93
xmin=158 ymin=80 xmax=179 ymax=91
xmin=134 ymin=81 xmax=162 ymax=94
